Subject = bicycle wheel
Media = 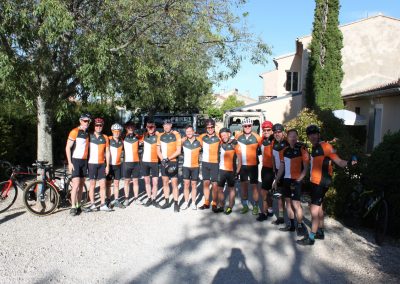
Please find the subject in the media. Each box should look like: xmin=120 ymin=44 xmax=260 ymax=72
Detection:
xmin=374 ymin=199 xmax=388 ymax=245
xmin=23 ymin=180 xmax=59 ymax=216
xmin=0 ymin=181 xmax=18 ymax=213
xmin=66 ymin=177 xmax=88 ymax=205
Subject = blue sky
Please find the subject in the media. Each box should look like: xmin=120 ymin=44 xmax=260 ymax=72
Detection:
xmin=214 ymin=0 xmax=400 ymax=99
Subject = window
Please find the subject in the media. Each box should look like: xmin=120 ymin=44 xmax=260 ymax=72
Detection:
xmin=355 ymin=107 xmax=360 ymax=115
xmin=286 ymin=71 xmax=299 ymax=92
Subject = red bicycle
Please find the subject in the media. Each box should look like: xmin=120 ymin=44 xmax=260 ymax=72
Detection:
xmin=0 ymin=160 xmax=37 ymax=213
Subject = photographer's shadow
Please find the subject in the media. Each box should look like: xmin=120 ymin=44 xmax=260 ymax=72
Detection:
xmin=212 ymin=248 xmax=257 ymax=284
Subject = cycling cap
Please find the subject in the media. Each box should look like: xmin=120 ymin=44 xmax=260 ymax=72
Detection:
xmin=163 ymin=119 xmax=172 ymax=125
xmin=94 ymin=117 xmax=104 ymax=125
xmin=306 ymin=124 xmax=320 ymax=135
xmin=262 ymin=121 xmax=273 ymax=129
xmin=111 ymin=123 xmax=123 ymax=131
xmin=219 ymin=127 xmax=231 ymax=134
xmin=242 ymin=118 xmax=253 ymax=125
xmin=272 ymin=123 xmax=284 ymax=132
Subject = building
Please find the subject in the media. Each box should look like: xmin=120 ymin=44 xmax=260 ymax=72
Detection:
xmin=236 ymin=14 xmax=400 ymax=150
xmin=213 ymin=89 xmax=257 ymax=107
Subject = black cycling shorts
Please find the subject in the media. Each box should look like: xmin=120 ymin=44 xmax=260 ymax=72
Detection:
xmin=142 ymin=162 xmax=159 ymax=177
xmin=124 ymin=162 xmax=141 ymax=179
xmin=182 ymin=167 xmax=199 ymax=181
xmin=310 ymin=182 xmax=329 ymax=206
xmin=202 ymin=162 xmax=218 ymax=182
xmin=71 ymin=158 xmax=87 ymax=178
xmin=106 ymin=165 xmax=122 ymax=181
xmin=217 ymin=170 xmax=235 ymax=188
xmin=261 ymin=167 xmax=274 ymax=190
xmin=88 ymin=163 xmax=106 ymax=180
xmin=239 ymin=165 xmax=258 ymax=184
xmin=161 ymin=161 xmax=178 ymax=178
xmin=282 ymin=179 xmax=302 ymax=201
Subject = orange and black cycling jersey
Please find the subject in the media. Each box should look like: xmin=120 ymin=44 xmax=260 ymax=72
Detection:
xmin=279 ymin=143 xmax=310 ymax=180
xmin=182 ymin=138 xmax=201 ymax=168
xmin=198 ymin=133 xmax=220 ymax=164
xmin=109 ymin=136 xmax=123 ymax=166
xmin=236 ymin=132 xmax=262 ymax=166
xmin=219 ymin=140 xmax=241 ymax=172
xmin=272 ymin=139 xmax=289 ymax=170
xmin=157 ymin=131 xmax=182 ymax=162
xmin=142 ymin=133 xmax=159 ymax=163
xmin=310 ymin=141 xmax=339 ymax=186
xmin=123 ymin=133 xmax=141 ymax=163
xmin=88 ymin=133 xmax=109 ymax=164
xmin=261 ymin=136 xmax=274 ymax=168
xmin=68 ymin=127 xmax=89 ymax=160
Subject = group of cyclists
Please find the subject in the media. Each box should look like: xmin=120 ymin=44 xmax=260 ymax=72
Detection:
xmin=66 ymin=113 xmax=355 ymax=246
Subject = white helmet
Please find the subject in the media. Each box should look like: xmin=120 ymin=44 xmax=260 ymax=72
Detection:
xmin=111 ymin=123 xmax=123 ymax=131
xmin=242 ymin=118 xmax=253 ymax=126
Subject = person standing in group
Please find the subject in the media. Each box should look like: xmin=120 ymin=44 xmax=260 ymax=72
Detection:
xmin=85 ymin=117 xmax=111 ymax=212
xmin=65 ymin=113 xmax=91 ymax=216
xmin=107 ymin=123 xmax=125 ymax=209
xmin=198 ymin=119 xmax=220 ymax=211
xmin=123 ymin=120 xmax=142 ymax=206
xmin=275 ymin=129 xmax=309 ymax=235
xmin=157 ymin=119 xmax=182 ymax=212
xmin=141 ymin=118 xmax=160 ymax=207
xmin=271 ymin=123 xmax=288 ymax=225
xmin=297 ymin=125 xmax=356 ymax=245
xmin=217 ymin=128 xmax=241 ymax=215
xmin=236 ymin=118 xmax=262 ymax=215
xmin=257 ymin=120 xmax=275 ymax=222
xmin=181 ymin=125 xmax=202 ymax=211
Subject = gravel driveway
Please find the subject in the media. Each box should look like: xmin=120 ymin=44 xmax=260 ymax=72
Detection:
xmin=1 ymin=180 xmax=399 ymax=284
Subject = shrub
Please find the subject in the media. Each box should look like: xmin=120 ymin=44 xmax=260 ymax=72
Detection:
xmin=363 ymin=131 xmax=400 ymax=237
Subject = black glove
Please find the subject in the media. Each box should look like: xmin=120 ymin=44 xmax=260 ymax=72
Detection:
xmin=161 ymin=158 xmax=169 ymax=168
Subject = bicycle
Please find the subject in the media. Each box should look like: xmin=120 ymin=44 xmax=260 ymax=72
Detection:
xmin=343 ymin=181 xmax=388 ymax=245
xmin=22 ymin=161 xmax=88 ymax=216
xmin=0 ymin=160 xmax=37 ymax=213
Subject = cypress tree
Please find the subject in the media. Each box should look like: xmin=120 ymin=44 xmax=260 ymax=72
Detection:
xmin=306 ymin=0 xmax=344 ymax=110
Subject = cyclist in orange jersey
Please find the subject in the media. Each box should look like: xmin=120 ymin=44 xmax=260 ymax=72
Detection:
xmin=141 ymin=118 xmax=160 ymax=207
xmin=297 ymin=125 xmax=356 ymax=246
xmin=198 ymin=119 xmax=220 ymax=211
xmin=85 ymin=117 xmax=111 ymax=212
xmin=257 ymin=120 xmax=275 ymax=222
xmin=157 ymin=119 xmax=182 ymax=212
xmin=217 ymin=128 xmax=241 ymax=215
xmin=275 ymin=129 xmax=309 ymax=235
xmin=181 ymin=125 xmax=202 ymax=211
xmin=236 ymin=118 xmax=262 ymax=215
xmin=123 ymin=121 xmax=142 ymax=207
xmin=106 ymin=123 xmax=125 ymax=209
xmin=271 ymin=123 xmax=288 ymax=225
xmin=65 ymin=113 xmax=91 ymax=216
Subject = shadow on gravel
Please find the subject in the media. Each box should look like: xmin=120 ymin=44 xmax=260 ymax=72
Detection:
xmin=0 ymin=211 xmax=25 ymax=225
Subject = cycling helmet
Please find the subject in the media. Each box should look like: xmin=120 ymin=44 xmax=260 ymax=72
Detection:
xmin=111 ymin=123 xmax=123 ymax=131
xmin=219 ymin=127 xmax=231 ymax=134
xmin=262 ymin=121 xmax=273 ymax=129
xmin=306 ymin=124 xmax=320 ymax=135
xmin=94 ymin=117 xmax=104 ymax=125
xmin=205 ymin=118 xmax=216 ymax=127
xmin=272 ymin=123 xmax=284 ymax=132
xmin=80 ymin=113 xmax=91 ymax=120
xmin=163 ymin=119 xmax=172 ymax=125
xmin=241 ymin=118 xmax=253 ymax=126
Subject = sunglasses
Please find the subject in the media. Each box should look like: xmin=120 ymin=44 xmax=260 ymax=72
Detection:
xmin=206 ymin=126 xmax=214 ymax=129
xmin=95 ymin=124 xmax=103 ymax=127
xmin=263 ymin=128 xmax=272 ymax=132
xmin=147 ymin=125 xmax=155 ymax=129
xmin=274 ymin=130 xmax=282 ymax=133
xmin=81 ymin=120 xmax=90 ymax=123
xmin=243 ymin=125 xmax=252 ymax=128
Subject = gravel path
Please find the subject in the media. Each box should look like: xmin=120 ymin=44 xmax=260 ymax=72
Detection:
xmin=1 ymin=181 xmax=399 ymax=284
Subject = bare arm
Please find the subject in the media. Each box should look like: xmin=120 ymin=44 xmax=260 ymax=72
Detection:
xmin=65 ymin=140 xmax=75 ymax=173
xmin=157 ymin=145 xmax=163 ymax=161
xmin=275 ymin=161 xmax=285 ymax=181
xmin=296 ymin=161 xmax=309 ymax=182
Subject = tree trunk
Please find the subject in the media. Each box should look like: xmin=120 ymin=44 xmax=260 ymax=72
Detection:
xmin=37 ymin=76 xmax=53 ymax=165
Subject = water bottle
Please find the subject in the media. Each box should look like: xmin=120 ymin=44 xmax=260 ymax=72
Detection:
xmin=59 ymin=177 xmax=65 ymax=191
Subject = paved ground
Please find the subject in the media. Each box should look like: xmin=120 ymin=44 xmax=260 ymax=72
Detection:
xmin=1 ymin=180 xmax=400 ymax=284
